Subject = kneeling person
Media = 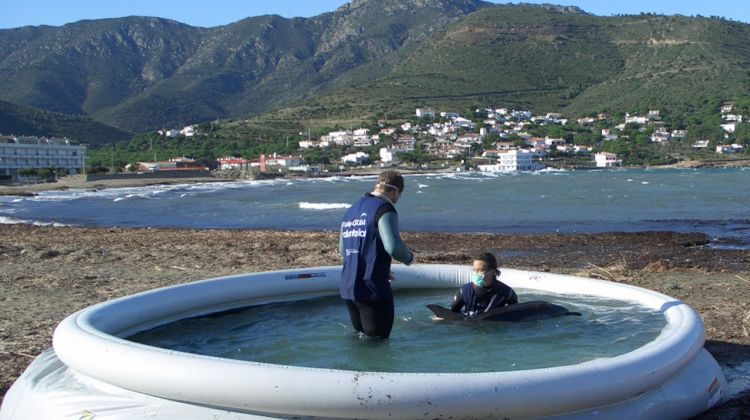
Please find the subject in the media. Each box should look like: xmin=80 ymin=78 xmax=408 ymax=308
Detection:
xmin=450 ymin=252 xmax=517 ymax=316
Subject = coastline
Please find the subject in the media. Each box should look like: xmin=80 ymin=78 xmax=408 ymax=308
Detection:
xmin=0 ymin=168 xmax=422 ymax=195
xmin=1 ymin=225 xmax=748 ymax=417
xmin=1 ymin=162 xmax=748 ymax=196
xmin=0 ymin=174 xmax=227 ymax=196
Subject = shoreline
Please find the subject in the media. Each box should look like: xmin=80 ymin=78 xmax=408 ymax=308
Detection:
xmin=1 ymin=225 xmax=749 ymax=417
xmin=1 ymin=161 xmax=749 ymax=196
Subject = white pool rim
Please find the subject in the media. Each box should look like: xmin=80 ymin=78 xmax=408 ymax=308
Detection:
xmin=45 ymin=264 xmax=726 ymax=419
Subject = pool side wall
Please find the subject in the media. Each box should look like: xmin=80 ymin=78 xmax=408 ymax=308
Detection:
xmin=4 ymin=264 xmax=728 ymax=419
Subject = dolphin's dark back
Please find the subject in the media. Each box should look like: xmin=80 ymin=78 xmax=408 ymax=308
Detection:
xmin=427 ymin=301 xmax=581 ymax=322
xmin=478 ymin=301 xmax=581 ymax=321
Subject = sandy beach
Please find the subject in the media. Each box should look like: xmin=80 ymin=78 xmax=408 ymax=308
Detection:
xmin=0 ymin=223 xmax=749 ymax=417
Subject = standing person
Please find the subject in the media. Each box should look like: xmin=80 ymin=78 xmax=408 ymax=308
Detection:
xmin=450 ymin=252 xmax=518 ymax=316
xmin=339 ymin=170 xmax=414 ymax=339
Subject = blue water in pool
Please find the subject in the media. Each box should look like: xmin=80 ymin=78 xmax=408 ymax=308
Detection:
xmin=128 ymin=288 xmax=665 ymax=373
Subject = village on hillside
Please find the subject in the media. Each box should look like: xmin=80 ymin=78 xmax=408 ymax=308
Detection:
xmin=0 ymin=102 xmax=747 ymax=184
xmin=166 ymin=103 xmax=747 ymax=175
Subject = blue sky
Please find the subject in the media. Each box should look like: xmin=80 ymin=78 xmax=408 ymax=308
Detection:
xmin=1 ymin=0 xmax=748 ymax=29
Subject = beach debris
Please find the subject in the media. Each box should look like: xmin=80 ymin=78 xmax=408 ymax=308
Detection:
xmin=38 ymin=250 xmax=60 ymax=259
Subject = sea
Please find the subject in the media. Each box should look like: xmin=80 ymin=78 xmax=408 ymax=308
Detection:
xmin=1 ymin=167 xmax=749 ymax=249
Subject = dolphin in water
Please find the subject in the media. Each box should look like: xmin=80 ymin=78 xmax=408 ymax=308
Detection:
xmin=427 ymin=301 xmax=581 ymax=322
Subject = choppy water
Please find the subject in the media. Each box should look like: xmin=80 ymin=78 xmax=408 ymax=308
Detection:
xmin=1 ymin=167 xmax=748 ymax=247
xmin=128 ymin=288 xmax=665 ymax=372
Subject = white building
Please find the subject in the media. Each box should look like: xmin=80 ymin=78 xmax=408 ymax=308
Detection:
xmin=625 ymin=113 xmax=648 ymax=125
xmin=692 ymin=140 xmax=710 ymax=149
xmin=298 ymin=139 xmax=319 ymax=149
xmin=723 ymin=114 xmax=743 ymax=123
xmin=352 ymin=137 xmax=373 ymax=147
xmin=342 ymin=152 xmax=370 ymax=165
xmin=716 ymin=144 xmax=744 ymax=154
xmin=594 ymin=152 xmax=622 ymax=168
xmin=672 ymin=130 xmax=687 ymax=139
xmin=217 ymin=156 xmax=254 ymax=170
xmin=180 ymin=125 xmax=196 ymax=137
xmin=720 ymin=122 xmax=738 ymax=133
xmin=650 ymin=130 xmax=671 ymax=143
xmin=477 ymin=149 xmax=540 ymax=172
xmin=265 ymin=154 xmax=303 ymax=167
xmin=602 ymin=129 xmax=619 ymax=141
xmin=544 ymin=137 xmax=566 ymax=147
xmin=0 ymin=136 xmax=86 ymax=183
xmin=321 ymin=130 xmax=353 ymax=146
xmin=416 ymin=108 xmax=436 ymax=119
xmin=379 ymin=147 xmax=400 ymax=164
xmin=159 ymin=129 xmax=181 ymax=138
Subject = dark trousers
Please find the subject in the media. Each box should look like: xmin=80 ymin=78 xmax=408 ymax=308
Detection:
xmin=344 ymin=298 xmax=394 ymax=339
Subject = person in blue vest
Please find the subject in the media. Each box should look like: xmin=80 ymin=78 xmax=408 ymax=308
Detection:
xmin=450 ymin=252 xmax=518 ymax=316
xmin=339 ymin=170 xmax=414 ymax=338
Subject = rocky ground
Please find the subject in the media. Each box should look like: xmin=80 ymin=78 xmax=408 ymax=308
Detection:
xmin=1 ymin=225 xmax=749 ymax=418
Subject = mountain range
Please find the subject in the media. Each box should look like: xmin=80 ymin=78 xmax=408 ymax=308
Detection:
xmin=1 ymin=0 xmax=749 ymax=144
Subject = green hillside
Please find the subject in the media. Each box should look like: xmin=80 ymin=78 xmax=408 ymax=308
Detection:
xmin=0 ymin=0 xmax=488 ymax=132
xmin=268 ymin=6 xmax=750 ymax=127
xmin=0 ymin=100 xmax=132 ymax=145
xmin=0 ymin=0 xmax=749 ymax=142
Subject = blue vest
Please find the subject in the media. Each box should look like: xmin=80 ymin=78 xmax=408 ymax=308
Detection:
xmin=340 ymin=194 xmax=395 ymax=301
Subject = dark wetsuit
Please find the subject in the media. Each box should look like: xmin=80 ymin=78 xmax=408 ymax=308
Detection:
xmin=340 ymin=193 xmax=412 ymax=338
xmin=450 ymin=279 xmax=518 ymax=316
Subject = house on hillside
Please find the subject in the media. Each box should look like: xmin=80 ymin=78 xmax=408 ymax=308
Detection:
xmin=379 ymin=147 xmax=400 ymax=164
xmin=716 ymin=144 xmax=744 ymax=154
xmin=477 ymin=149 xmax=540 ymax=172
xmin=721 ymin=122 xmax=738 ymax=133
xmin=692 ymin=140 xmax=710 ymax=149
xmin=342 ymin=152 xmax=370 ymax=165
xmin=650 ymin=130 xmax=671 ymax=144
xmin=624 ymin=113 xmax=648 ymax=125
xmin=602 ymin=129 xmax=618 ymax=141
xmin=180 ymin=125 xmax=196 ymax=137
xmin=265 ymin=154 xmax=303 ymax=167
xmin=218 ymin=156 xmax=254 ymax=170
xmin=594 ymin=152 xmax=622 ymax=168
xmin=416 ymin=108 xmax=436 ymax=119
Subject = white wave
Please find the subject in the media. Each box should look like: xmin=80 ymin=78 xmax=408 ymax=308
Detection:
xmin=417 ymin=184 xmax=429 ymax=189
xmin=0 ymin=216 xmax=24 ymax=224
xmin=24 ymin=181 xmax=239 ymax=202
xmin=12 ymin=198 xmax=23 ymax=203
xmin=299 ymin=202 xmax=350 ymax=210
xmin=641 ymin=181 xmax=650 ymax=185
xmin=535 ymin=167 xmax=568 ymax=174
xmin=0 ymin=215 xmax=69 ymax=227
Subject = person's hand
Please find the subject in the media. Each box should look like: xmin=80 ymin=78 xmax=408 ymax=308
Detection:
xmin=389 ymin=271 xmax=396 ymax=283
xmin=404 ymin=250 xmax=415 ymax=266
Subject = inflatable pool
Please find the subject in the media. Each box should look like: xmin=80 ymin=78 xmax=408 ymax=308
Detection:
xmin=0 ymin=264 xmax=728 ymax=419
